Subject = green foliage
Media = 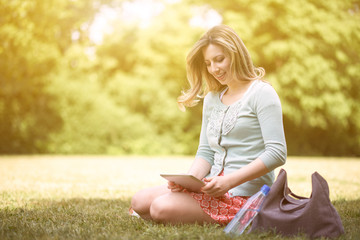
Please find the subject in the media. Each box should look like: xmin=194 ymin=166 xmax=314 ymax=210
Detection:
xmin=0 ymin=0 xmax=110 ymax=153
xmin=43 ymin=2 xmax=204 ymax=155
xmin=0 ymin=0 xmax=359 ymax=155
xmin=0 ymin=0 xmax=62 ymax=153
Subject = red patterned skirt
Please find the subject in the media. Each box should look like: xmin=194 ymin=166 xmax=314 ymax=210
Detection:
xmin=186 ymin=172 xmax=249 ymax=225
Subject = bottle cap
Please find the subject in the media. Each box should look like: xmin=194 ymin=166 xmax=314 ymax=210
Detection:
xmin=261 ymin=185 xmax=270 ymax=195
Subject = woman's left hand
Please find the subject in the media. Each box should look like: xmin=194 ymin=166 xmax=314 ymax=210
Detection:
xmin=201 ymin=176 xmax=231 ymax=197
xmin=168 ymin=181 xmax=185 ymax=192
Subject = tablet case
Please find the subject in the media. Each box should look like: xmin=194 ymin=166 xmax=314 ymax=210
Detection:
xmin=160 ymin=174 xmax=205 ymax=192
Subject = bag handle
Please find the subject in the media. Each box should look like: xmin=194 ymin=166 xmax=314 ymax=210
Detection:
xmin=279 ymin=171 xmax=310 ymax=212
xmin=280 ymin=192 xmax=309 ymax=212
xmin=287 ymin=189 xmax=308 ymax=201
xmin=279 ymin=171 xmax=328 ymax=212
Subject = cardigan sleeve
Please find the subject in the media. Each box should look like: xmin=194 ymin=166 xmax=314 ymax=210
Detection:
xmin=254 ymin=84 xmax=287 ymax=171
xmin=195 ymin=93 xmax=215 ymax=165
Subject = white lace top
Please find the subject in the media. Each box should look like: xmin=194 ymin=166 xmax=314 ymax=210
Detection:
xmin=195 ymin=80 xmax=287 ymax=196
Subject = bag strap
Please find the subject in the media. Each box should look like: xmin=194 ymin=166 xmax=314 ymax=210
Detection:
xmin=280 ymin=199 xmax=308 ymax=212
xmin=279 ymin=171 xmax=330 ymax=212
xmin=287 ymin=189 xmax=308 ymax=201
xmin=279 ymin=170 xmax=310 ymax=212
xmin=280 ymin=190 xmax=309 ymax=212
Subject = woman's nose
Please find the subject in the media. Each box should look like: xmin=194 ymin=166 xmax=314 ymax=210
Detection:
xmin=211 ymin=64 xmax=219 ymax=74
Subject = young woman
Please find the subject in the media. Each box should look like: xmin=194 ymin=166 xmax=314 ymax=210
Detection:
xmin=130 ymin=25 xmax=287 ymax=225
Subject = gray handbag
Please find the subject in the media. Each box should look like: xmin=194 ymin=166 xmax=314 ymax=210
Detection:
xmin=249 ymin=169 xmax=344 ymax=238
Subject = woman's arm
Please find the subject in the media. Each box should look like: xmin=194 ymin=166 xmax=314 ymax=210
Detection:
xmin=187 ymin=157 xmax=211 ymax=180
xmin=201 ymin=158 xmax=268 ymax=197
xmin=169 ymin=94 xmax=214 ymax=192
xmin=195 ymin=93 xmax=216 ymax=167
xmin=254 ymin=84 xmax=287 ymax=170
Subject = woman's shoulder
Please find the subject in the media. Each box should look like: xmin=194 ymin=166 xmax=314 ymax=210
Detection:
xmin=250 ymin=80 xmax=281 ymax=106
xmin=253 ymin=79 xmax=273 ymax=90
xmin=253 ymin=80 xmax=279 ymax=97
xmin=204 ymin=91 xmax=220 ymax=104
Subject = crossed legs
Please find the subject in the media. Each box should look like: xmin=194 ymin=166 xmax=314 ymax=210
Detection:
xmin=131 ymin=185 xmax=216 ymax=224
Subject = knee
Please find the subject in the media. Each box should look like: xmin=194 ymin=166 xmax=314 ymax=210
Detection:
xmin=131 ymin=191 xmax=147 ymax=214
xmin=149 ymin=197 xmax=174 ymax=223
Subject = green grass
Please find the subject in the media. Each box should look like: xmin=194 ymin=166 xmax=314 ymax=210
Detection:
xmin=0 ymin=156 xmax=359 ymax=239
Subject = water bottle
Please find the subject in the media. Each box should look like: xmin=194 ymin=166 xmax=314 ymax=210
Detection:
xmin=224 ymin=184 xmax=270 ymax=235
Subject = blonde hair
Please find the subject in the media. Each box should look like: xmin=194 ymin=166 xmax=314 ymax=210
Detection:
xmin=177 ymin=25 xmax=265 ymax=110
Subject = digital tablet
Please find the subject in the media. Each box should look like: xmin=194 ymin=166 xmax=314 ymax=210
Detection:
xmin=160 ymin=174 xmax=205 ymax=193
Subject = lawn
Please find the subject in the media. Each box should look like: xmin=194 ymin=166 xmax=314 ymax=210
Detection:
xmin=0 ymin=156 xmax=359 ymax=239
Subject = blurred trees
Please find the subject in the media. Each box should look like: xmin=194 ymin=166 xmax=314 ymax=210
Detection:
xmin=44 ymin=2 xmax=204 ymax=155
xmin=0 ymin=0 xmax=359 ymax=156
xmin=0 ymin=0 xmax=63 ymax=153
xmin=0 ymin=0 xmax=113 ymax=153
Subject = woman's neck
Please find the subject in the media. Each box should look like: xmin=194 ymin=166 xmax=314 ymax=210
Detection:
xmin=226 ymin=80 xmax=253 ymax=95
xmin=221 ymin=80 xmax=254 ymax=105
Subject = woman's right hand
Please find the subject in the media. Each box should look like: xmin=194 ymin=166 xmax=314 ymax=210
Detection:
xmin=167 ymin=181 xmax=185 ymax=192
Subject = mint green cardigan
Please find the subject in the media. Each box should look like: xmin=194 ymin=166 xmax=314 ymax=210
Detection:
xmin=195 ymin=80 xmax=287 ymax=196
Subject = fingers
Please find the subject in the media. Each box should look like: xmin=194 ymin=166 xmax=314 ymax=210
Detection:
xmin=201 ymin=176 xmax=215 ymax=191
xmin=201 ymin=177 xmax=227 ymax=197
xmin=201 ymin=179 xmax=214 ymax=191
xmin=203 ymin=176 xmax=215 ymax=183
xmin=202 ymin=185 xmax=220 ymax=196
xmin=167 ymin=181 xmax=184 ymax=192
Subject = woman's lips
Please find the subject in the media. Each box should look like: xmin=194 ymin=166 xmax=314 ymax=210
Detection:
xmin=215 ymin=72 xmax=226 ymax=81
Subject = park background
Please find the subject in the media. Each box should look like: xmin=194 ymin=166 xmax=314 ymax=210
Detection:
xmin=1 ymin=1 xmax=360 ymax=239
xmin=1 ymin=0 xmax=359 ymax=157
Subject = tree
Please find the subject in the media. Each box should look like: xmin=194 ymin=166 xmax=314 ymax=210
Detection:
xmin=0 ymin=0 xmax=110 ymax=153
xmin=92 ymin=2 xmax=205 ymax=154
xmin=2 ymin=0 xmax=359 ymax=156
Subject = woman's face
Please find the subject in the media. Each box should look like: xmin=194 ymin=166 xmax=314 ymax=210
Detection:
xmin=202 ymin=44 xmax=232 ymax=85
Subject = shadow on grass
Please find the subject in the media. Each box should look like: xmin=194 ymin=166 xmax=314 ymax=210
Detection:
xmin=0 ymin=198 xmax=359 ymax=240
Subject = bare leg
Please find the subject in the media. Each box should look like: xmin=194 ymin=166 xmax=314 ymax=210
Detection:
xmin=131 ymin=185 xmax=170 ymax=220
xmin=150 ymin=192 xmax=216 ymax=225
